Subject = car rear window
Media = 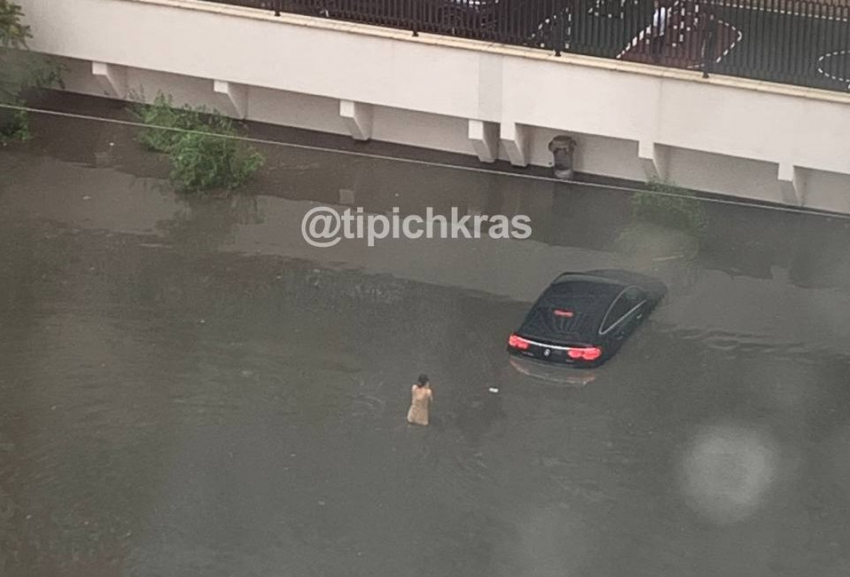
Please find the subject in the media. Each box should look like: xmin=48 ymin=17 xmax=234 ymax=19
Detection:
xmin=520 ymin=306 xmax=591 ymax=342
xmin=519 ymin=283 xmax=619 ymax=343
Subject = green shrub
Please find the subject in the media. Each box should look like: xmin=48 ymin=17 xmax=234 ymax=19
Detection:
xmin=0 ymin=106 xmax=29 ymax=143
xmin=130 ymin=92 xmax=265 ymax=192
xmin=0 ymin=0 xmax=63 ymax=142
xmin=169 ymin=132 xmax=264 ymax=192
xmin=631 ymin=179 xmax=708 ymax=238
xmin=132 ymin=93 xmax=206 ymax=153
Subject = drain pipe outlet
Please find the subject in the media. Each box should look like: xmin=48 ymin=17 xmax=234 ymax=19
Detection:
xmin=548 ymin=136 xmax=577 ymax=180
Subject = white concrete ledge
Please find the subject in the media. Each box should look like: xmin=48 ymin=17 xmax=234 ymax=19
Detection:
xmin=91 ymin=61 xmax=127 ymax=99
xmin=778 ymin=163 xmax=806 ymax=206
xmin=339 ymin=100 xmax=373 ymax=141
xmin=500 ymin=122 xmax=529 ymax=167
xmin=213 ymin=79 xmax=247 ymax=118
xmin=638 ymin=141 xmax=669 ymax=182
xmin=468 ymin=119 xmax=498 ymax=163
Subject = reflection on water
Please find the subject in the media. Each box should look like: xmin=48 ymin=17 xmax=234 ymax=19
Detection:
xmin=678 ymin=422 xmax=779 ymax=525
xmin=159 ymin=194 xmax=264 ymax=253
xmin=508 ymin=356 xmax=597 ymax=387
xmin=0 ymin=107 xmax=849 ymax=576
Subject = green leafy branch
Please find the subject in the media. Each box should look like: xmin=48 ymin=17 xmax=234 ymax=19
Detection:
xmin=0 ymin=0 xmax=64 ymax=143
xmin=631 ymin=178 xmax=708 ymax=238
xmin=130 ymin=92 xmax=265 ymax=192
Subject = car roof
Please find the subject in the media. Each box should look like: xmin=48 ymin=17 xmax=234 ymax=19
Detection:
xmin=538 ymin=281 xmax=623 ymax=314
xmin=551 ymin=272 xmax=628 ymax=288
xmin=518 ymin=271 xmax=664 ymax=344
xmin=553 ymin=270 xmax=667 ymax=295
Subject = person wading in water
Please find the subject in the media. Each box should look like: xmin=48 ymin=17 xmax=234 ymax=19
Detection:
xmin=407 ymin=374 xmax=433 ymax=426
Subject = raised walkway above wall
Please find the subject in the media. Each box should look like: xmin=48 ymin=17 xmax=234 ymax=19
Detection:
xmin=16 ymin=0 xmax=850 ymax=213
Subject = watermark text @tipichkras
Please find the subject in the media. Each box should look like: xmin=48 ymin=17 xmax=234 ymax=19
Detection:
xmin=302 ymin=206 xmax=532 ymax=248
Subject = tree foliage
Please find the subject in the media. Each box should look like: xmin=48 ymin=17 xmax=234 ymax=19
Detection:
xmin=0 ymin=0 xmax=63 ymax=141
xmin=131 ymin=93 xmax=265 ymax=192
xmin=632 ymin=178 xmax=708 ymax=238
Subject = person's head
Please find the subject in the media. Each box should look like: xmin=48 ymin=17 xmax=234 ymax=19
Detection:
xmin=416 ymin=373 xmax=430 ymax=388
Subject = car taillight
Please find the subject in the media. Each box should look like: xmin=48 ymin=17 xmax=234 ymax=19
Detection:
xmin=567 ymin=347 xmax=602 ymax=361
xmin=582 ymin=347 xmax=602 ymax=360
xmin=508 ymin=334 xmax=530 ymax=350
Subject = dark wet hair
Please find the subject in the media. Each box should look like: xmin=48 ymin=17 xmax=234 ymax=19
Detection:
xmin=416 ymin=374 xmax=429 ymax=387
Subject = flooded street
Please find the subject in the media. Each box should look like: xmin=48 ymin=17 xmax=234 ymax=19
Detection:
xmin=1 ymin=107 xmax=850 ymax=577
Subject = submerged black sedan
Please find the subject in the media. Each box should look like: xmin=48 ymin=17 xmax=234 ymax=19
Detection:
xmin=507 ymin=270 xmax=666 ymax=368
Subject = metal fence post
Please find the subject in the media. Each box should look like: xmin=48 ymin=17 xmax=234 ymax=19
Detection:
xmin=412 ymin=0 xmax=419 ymax=36
xmin=553 ymin=7 xmax=561 ymax=55
xmin=701 ymin=0 xmax=716 ymax=79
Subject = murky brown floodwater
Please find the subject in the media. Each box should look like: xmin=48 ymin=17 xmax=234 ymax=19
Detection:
xmin=1 ymin=106 xmax=850 ymax=577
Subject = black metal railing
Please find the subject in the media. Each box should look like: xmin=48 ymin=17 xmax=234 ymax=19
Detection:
xmin=204 ymin=0 xmax=850 ymax=92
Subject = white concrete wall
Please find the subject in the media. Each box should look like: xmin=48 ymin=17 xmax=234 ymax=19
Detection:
xmin=666 ymin=148 xmax=779 ymax=204
xmin=247 ymin=86 xmax=349 ymax=136
xmin=372 ymin=107 xmax=473 ymax=157
xmin=804 ymin=169 xmax=850 ymax=215
xmin=16 ymin=0 xmax=850 ymax=212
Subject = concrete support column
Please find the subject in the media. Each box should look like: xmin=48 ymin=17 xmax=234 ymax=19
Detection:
xmin=213 ymin=80 xmax=248 ymax=119
xmin=638 ymin=140 xmax=669 ymax=181
xmin=340 ymin=100 xmax=373 ymax=141
xmin=778 ymin=163 xmax=806 ymax=206
xmin=468 ymin=119 xmax=499 ymax=163
xmin=91 ymin=61 xmax=127 ymax=99
xmin=500 ymin=122 xmax=529 ymax=167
